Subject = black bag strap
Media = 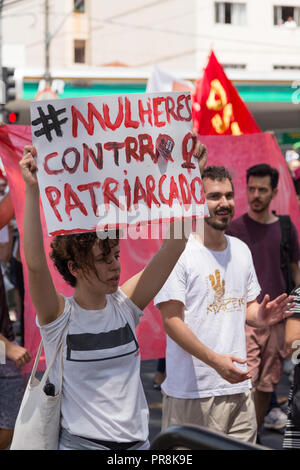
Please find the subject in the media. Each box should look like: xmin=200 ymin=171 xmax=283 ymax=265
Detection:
xmin=274 ymin=212 xmax=295 ymax=294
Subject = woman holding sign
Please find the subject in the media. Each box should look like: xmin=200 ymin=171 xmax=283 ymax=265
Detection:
xmin=19 ymin=139 xmax=206 ymax=451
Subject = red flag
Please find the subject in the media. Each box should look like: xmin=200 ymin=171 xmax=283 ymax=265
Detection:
xmin=192 ymin=51 xmax=261 ymax=135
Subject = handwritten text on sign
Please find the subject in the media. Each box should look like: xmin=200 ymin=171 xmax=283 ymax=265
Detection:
xmin=30 ymin=92 xmax=207 ymax=236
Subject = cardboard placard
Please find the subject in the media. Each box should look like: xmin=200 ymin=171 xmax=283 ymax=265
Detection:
xmin=30 ymin=92 xmax=207 ymax=236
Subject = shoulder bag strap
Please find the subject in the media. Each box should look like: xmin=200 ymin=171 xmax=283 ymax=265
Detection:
xmin=29 ymin=305 xmax=71 ymax=390
xmin=278 ymin=215 xmax=294 ymax=293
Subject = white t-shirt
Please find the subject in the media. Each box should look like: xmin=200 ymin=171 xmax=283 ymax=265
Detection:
xmin=154 ymin=234 xmax=261 ymax=399
xmin=37 ymin=288 xmax=149 ymax=443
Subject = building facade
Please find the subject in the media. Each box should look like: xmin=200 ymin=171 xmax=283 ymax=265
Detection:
xmin=2 ymin=1 xmax=300 ymax=76
xmin=1 ymin=0 xmax=300 ymax=138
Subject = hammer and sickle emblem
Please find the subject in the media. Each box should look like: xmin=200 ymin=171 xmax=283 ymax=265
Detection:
xmin=206 ymin=79 xmax=243 ymax=135
xmin=206 ymin=79 xmax=228 ymax=111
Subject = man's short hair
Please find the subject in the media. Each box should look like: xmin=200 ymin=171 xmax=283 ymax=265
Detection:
xmin=246 ymin=164 xmax=279 ymax=189
xmin=202 ymin=165 xmax=234 ymax=190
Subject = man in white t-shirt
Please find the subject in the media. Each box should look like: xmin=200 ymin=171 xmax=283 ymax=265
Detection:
xmin=154 ymin=166 xmax=295 ymax=443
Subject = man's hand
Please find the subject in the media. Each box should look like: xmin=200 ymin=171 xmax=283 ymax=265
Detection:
xmin=214 ymin=353 xmax=251 ymax=384
xmin=255 ymin=293 xmax=295 ymax=327
xmin=6 ymin=342 xmax=31 ymax=368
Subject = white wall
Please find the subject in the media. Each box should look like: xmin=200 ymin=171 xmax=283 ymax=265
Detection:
xmin=89 ymin=0 xmax=197 ymax=70
xmin=1 ymin=0 xmax=300 ymax=79
xmin=195 ymin=0 xmax=300 ymax=74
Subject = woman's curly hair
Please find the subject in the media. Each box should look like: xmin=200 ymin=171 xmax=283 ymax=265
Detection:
xmin=50 ymin=231 xmax=119 ymax=287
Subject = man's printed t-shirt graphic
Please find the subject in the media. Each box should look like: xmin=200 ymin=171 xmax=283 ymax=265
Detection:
xmin=209 ymin=269 xmax=225 ymax=305
xmin=207 ymin=269 xmax=246 ymax=315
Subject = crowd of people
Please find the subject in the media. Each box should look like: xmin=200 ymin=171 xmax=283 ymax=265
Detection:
xmin=0 ymin=136 xmax=300 ymax=451
xmin=0 ymin=169 xmax=31 ymax=450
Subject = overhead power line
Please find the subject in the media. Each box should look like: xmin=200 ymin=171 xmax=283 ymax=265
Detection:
xmin=90 ymin=16 xmax=300 ymax=54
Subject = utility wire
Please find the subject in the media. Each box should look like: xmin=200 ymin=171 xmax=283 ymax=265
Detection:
xmin=101 ymin=0 xmax=175 ymax=22
xmin=1 ymin=0 xmax=44 ymax=16
xmin=48 ymin=0 xmax=82 ymax=43
xmin=1 ymin=0 xmax=35 ymax=9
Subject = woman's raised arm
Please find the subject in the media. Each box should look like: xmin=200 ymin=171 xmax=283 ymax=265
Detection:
xmin=21 ymin=146 xmax=65 ymax=325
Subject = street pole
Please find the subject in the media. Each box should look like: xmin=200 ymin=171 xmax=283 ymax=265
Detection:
xmin=44 ymin=0 xmax=51 ymax=87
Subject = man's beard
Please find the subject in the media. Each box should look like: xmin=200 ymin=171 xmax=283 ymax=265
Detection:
xmin=204 ymin=208 xmax=234 ymax=231
xmin=250 ymin=198 xmax=270 ymax=213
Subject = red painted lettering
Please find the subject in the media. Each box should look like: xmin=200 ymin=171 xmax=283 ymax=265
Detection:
xmin=138 ymin=134 xmax=157 ymax=163
xmin=177 ymin=94 xmax=187 ymax=121
xmin=125 ymin=136 xmax=140 ymax=163
xmin=103 ymin=177 xmax=124 ymax=210
xmin=104 ymin=142 xmax=125 ymax=166
xmin=77 ymin=182 xmax=101 ymax=216
xmin=146 ymin=175 xmax=160 ymax=208
xmin=123 ymin=178 xmax=132 ymax=211
xmin=181 ymin=132 xmax=196 ymax=169
xmin=185 ymin=95 xmax=193 ymax=122
xmin=62 ymin=147 xmax=81 ymax=174
xmin=191 ymin=177 xmax=205 ymax=204
xmin=64 ymin=183 xmax=88 ymax=220
xmin=103 ymin=97 xmax=124 ymax=130
xmin=153 ymin=97 xmax=166 ymax=128
xmin=166 ymin=96 xmax=179 ymax=121
xmin=72 ymin=103 xmax=106 ymax=138
xmin=138 ymin=98 xmax=153 ymax=127
xmin=83 ymin=143 xmax=103 ymax=172
xmin=158 ymin=174 xmax=169 ymax=205
xmin=45 ymin=186 xmax=62 ymax=222
xmin=178 ymin=173 xmax=192 ymax=205
xmin=44 ymin=152 xmax=63 ymax=175
xmin=133 ymin=176 xmax=147 ymax=206
xmin=124 ymin=97 xmax=139 ymax=129
xmin=168 ymin=176 xmax=182 ymax=207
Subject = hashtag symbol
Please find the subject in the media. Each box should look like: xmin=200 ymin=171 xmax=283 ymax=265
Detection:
xmin=31 ymin=104 xmax=68 ymax=142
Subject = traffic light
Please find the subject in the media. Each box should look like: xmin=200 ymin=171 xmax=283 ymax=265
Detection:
xmin=2 ymin=67 xmax=16 ymax=104
xmin=3 ymin=99 xmax=30 ymax=125
xmin=6 ymin=111 xmax=19 ymax=123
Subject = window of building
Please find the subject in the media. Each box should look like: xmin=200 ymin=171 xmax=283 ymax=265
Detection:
xmin=222 ymin=63 xmax=246 ymax=69
xmin=74 ymin=0 xmax=85 ymax=13
xmin=74 ymin=40 xmax=86 ymax=63
xmin=273 ymin=65 xmax=300 ymax=70
xmin=215 ymin=2 xmax=246 ymax=25
xmin=274 ymin=6 xmax=300 ymax=26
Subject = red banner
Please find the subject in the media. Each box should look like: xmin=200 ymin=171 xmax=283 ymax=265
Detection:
xmin=0 ymin=126 xmax=298 ymax=372
xmin=192 ymin=51 xmax=261 ymax=136
xmin=200 ymin=133 xmax=300 ymax=228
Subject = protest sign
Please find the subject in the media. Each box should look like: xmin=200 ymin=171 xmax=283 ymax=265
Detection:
xmin=30 ymin=92 xmax=208 ymax=237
